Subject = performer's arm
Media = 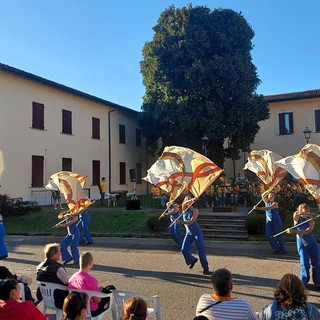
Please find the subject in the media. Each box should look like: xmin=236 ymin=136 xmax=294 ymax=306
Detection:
xmin=254 ymin=201 xmax=278 ymax=211
xmin=176 ymin=209 xmax=199 ymax=225
xmin=164 ymin=204 xmax=180 ymax=216
xmin=58 ymin=215 xmax=79 ymax=228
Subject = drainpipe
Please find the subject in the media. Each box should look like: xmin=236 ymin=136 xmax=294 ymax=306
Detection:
xmin=108 ymin=110 xmax=115 ymax=193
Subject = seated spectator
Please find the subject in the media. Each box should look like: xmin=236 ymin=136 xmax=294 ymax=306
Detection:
xmin=151 ymin=186 xmax=167 ymax=208
xmin=68 ymin=251 xmax=115 ymax=317
xmin=122 ymin=296 xmax=148 ymax=320
xmin=0 ymin=278 xmax=49 ymax=319
xmin=61 ymin=291 xmax=88 ymax=320
xmin=258 ymin=273 xmax=320 ymax=319
xmin=196 ymin=268 xmax=257 ymax=319
xmin=0 ymin=266 xmax=34 ymax=302
xmin=36 ymin=243 xmax=70 ymax=309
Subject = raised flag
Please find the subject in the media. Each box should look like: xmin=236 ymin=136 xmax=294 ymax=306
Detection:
xmin=46 ymin=171 xmax=93 ymax=215
xmin=244 ymin=149 xmax=288 ymax=191
xmin=275 ymin=144 xmax=320 ymax=207
xmin=144 ymin=146 xmax=223 ymax=203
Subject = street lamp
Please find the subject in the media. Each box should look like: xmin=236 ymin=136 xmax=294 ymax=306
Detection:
xmin=303 ymin=127 xmax=312 ymax=144
xmin=202 ymin=135 xmax=209 ymax=156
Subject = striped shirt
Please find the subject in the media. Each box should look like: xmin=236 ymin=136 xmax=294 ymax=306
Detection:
xmin=196 ymin=294 xmax=258 ymax=320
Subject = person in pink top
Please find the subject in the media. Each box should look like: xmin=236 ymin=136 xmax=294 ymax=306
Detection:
xmin=68 ymin=251 xmax=115 ymax=317
xmin=0 ymin=278 xmax=49 ymax=320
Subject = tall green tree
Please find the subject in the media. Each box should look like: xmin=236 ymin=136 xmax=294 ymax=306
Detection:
xmin=139 ymin=5 xmax=269 ymax=166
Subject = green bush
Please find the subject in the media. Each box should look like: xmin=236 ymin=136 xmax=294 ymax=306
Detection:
xmin=146 ymin=215 xmax=170 ymax=232
xmin=246 ymin=213 xmax=265 ymax=235
xmin=0 ymin=194 xmax=41 ymax=216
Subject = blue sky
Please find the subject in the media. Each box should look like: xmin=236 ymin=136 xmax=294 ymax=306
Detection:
xmin=1 ymin=0 xmax=319 ymax=111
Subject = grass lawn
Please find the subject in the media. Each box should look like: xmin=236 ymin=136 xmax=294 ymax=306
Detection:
xmin=4 ymin=196 xmax=167 ymax=237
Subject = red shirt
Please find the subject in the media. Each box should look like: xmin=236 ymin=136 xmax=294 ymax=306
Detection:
xmin=0 ymin=298 xmax=49 ymax=320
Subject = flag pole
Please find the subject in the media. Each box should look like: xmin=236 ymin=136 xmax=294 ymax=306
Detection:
xmin=271 ymin=213 xmax=320 ymax=238
xmin=168 ymin=198 xmax=196 ymax=228
xmin=247 ymin=188 xmax=273 ymax=215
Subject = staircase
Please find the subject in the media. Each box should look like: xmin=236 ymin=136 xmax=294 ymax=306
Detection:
xmin=197 ymin=208 xmax=248 ymax=241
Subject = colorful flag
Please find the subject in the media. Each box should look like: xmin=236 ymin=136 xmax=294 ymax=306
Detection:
xmin=46 ymin=171 xmax=93 ymax=215
xmin=275 ymin=144 xmax=320 ymax=206
xmin=244 ymin=149 xmax=287 ymax=191
xmin=144 ymin=146 xmax=223 ymax=203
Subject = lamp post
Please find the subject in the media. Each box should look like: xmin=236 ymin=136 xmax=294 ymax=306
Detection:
xmin=303 ymin=127 xmax=312 ymax=144
xmin=202 ymin=135 xmax=209 ymax=157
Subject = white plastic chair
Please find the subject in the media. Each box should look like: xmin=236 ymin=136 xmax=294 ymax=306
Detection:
xmin=70 ymin=288 xmax=116 ymax=320
xmin=18 ymin=282 xmax=25 ymax=301
xmin=105 ymin=193 xmax=117 ymax=207
xmin=37 ymin=281 xmax=68 ymax=320
xmin=112 ymin=290 xmax=160 ymax=320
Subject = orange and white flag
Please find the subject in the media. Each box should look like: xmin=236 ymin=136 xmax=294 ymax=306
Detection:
xmin=244 ymin=149 xmax=287 ymax=191
xmin=275 ymin=144 xmax=320 ymax=207
xmin=46 ymin=171 xmax=93 ymax=215
xmin=144 ymin=146 xmax=223 ymax=203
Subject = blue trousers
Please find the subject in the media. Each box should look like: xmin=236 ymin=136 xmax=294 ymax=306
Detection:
xmin=297 ymin=235 xmax=320 ymax=286
xmin=169 ymin=223 xmax=183 ymax=246
xmin=77 ymin=212 xmax=92 ymax=244
xmin=181 ymin=230 xmax=208 ymax=270
xmin=266 ymin=218 xmax=287 ymax=253
xmin=61 ymin=224 xmax=80 ymax=263
xmin=0 ymin=223 xmax=8 ymax=257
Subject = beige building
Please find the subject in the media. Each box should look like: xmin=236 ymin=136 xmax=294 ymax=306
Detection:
xmin=225 ymin=89 xmax=320 ymax=180
xmin=0 ymin=63 xmax=149 ymax=205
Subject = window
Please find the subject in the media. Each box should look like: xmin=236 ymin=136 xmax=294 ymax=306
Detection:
xmin=32 ymin=102 xmax=44 ymax=129
xmin=119 ymin=124 xmax=126 ymax=144
xmin=315 ymin=109 xmax=320 ymax=133
xmin=120 ymin=162 xmax=126 ymax=184
xmin=92 ymin=160 xmax=100 ymax=185
xmin=92 ymin=117 xmax=100 ymax=139
xmin=278 ymin=112 xmax=293 ymax=135
xmin=62 ymin=109 xmax=72 ymax=134
xmin=136 ymin=128 xmax=142 ymax=147
xmin=62 ymin=158 xmax=72 ymax=171
xmin=136 ymin=163 xmax=142 ymax=183
xmin=31 ymin=155 xmax=44 ymax=187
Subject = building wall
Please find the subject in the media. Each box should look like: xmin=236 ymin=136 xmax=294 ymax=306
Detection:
xmin=0 ymin=68 xmax=148 ymax=204
xmin=224 ymin=95 xmax=320 ymax=181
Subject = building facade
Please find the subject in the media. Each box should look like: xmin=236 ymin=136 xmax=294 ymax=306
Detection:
xmin=224 ymin=89 xmax=320 ymax=180
xmin=0 ymin=63 xmax=149 ymax=204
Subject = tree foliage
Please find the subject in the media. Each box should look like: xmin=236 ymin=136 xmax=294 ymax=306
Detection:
xmin=139 ymin=5 xmax=269 ymax=166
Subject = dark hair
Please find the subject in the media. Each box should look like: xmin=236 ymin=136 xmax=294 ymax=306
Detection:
xmin=193 ymin=316 xmax=209 ymax=320
xmin=61 ymin=291 xmax=88 ymax=320
xmin=211 ymin=268 xmax=232 ymax=296
xmin=0 ymin=266 xmax=15 ymax=279
xmin=122 ymin=297 xmax=148 ymax=320
xmin=274 ymin=274 xmax=307 ymax=307
xmin=0 ymin=278 xmax=19 ymax=300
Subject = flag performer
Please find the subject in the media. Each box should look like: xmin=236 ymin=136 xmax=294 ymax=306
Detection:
xmin=244 ymin=149 xmax=287 ymax=215
xmin=45 ymin=171 xmax=94 ymax=265
xmin=175 ymin=195 xmax=210 ymax=275
xmin=285 ymin=203 xmax=320 ymax=289
xmin=254 ymin=192 xmax=287 ymax=254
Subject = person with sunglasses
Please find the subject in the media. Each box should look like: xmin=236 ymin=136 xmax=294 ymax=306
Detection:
xmin=0 ymin=278 xmax=49 ymax=319
xmin=61 ymin=291 xmax=88 ymax=320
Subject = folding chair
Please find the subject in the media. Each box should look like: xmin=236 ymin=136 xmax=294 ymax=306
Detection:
xmin=70 ymin=288 xmax=116 ymax=320
xmin=112 ymin=290 xmax=160 ymax=320
xmin=18 ymin=282 xmax=25 ymax=301
xmin=37 ymin=281 xmax=68 ymax=320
